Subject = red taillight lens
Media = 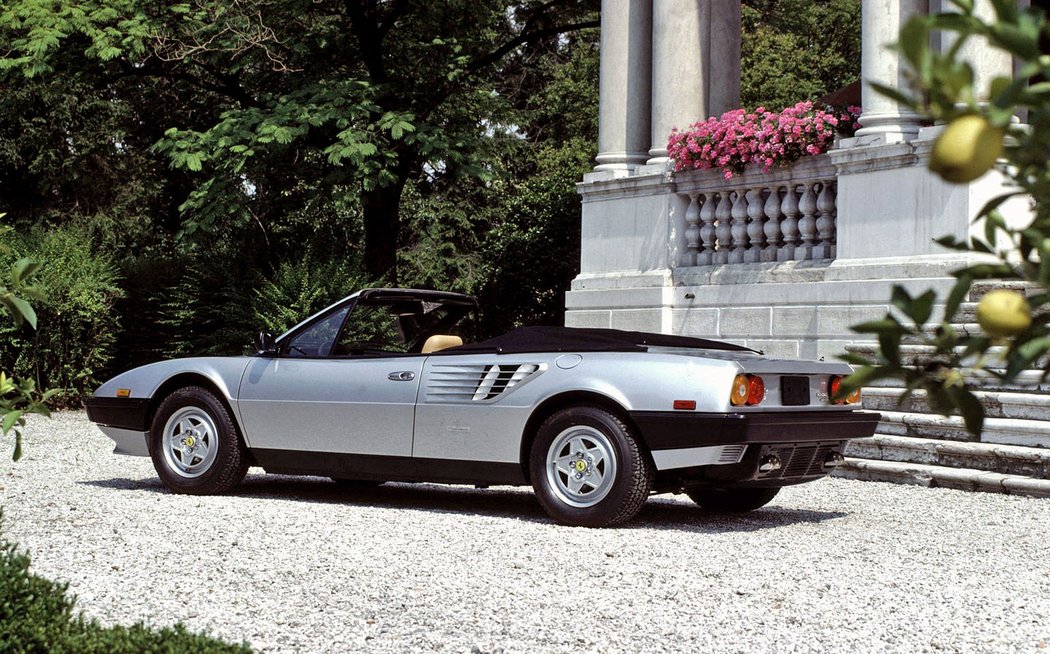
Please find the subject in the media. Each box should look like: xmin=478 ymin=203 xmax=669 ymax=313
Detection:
xmin=747 ymin=375 xmax=765 ymax=405
xmin=829 ymin=375 xmax=862 ymax=404
xmin=731 ymin=374 xmax=765 ymax=406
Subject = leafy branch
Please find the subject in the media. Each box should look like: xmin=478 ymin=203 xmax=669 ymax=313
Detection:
xmin=840 ymin=0 xmax=1050 ymax=436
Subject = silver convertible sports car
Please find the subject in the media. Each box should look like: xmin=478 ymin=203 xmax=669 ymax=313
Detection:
xmin=84 ymin=288 xmax=879 ymax=527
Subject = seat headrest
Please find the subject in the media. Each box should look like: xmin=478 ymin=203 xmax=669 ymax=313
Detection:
xmin=422 ymin=334 xmax=463 ymax=353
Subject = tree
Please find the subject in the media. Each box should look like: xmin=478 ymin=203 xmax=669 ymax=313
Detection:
xmin=741 ymin=0 xmax=861 ymax=109
xmin=0 ymin=0 xmax=599 ymax=282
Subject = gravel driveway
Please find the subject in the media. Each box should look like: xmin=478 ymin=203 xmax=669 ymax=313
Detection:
xmin=2 ymin=412 xmax=1049 ymax=653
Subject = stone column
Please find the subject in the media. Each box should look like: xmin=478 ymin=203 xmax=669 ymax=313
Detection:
xmin=649 ymin=0 xmax=741 ymax=165
xmin=707 ymin=0 xmax=742 ymax=118
xmin=935 ymin=0 xmax=1014 ymax=103
xmin=856 ymin=0 xmax=928 ymax=141
xmin=595 ymin=0 xmax=652 ymax=173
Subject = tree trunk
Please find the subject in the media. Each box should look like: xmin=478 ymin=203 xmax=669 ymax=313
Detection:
xmin=361 ymin=177 xmax=407 ymax=284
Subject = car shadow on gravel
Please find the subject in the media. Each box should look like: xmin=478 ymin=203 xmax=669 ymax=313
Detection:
xmin=81 ymin=474 xmax=848 ymax=532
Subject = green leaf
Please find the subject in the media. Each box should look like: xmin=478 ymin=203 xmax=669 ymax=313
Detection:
xmin=2 ymin=410 xmax=22 ymax=436
xmin=944 ymin=275 xmax=972 ymax=322
xmin=853 ymin=317 xmax=907 ymax=335
xmin=12 ymin=432 xmax=21 ymax=461
xmin=946 ymin=386 xmax=984 ymax=436
xmin=11 ymin=258 xmax=40 ymax=285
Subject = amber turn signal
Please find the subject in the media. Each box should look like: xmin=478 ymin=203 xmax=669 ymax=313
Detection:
xmin=730 ymin=374 xmax=765 ymax=406
xmin=828 ymin=376 xmax=861 ymax=404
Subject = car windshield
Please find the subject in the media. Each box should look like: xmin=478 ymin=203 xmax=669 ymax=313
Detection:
xmin=285 ymin=295 xmax=475 ymax=357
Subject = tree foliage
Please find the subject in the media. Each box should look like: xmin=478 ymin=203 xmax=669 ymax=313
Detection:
xmin=741 ymin=0 xmax=861 ymax=110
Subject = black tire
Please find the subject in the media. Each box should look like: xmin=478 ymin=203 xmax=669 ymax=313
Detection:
xmin=148 ymin=386 xmax=249 ymax=495
xmin=686 ymin=487 xmax=781 ymax=513
xmin=529 ymin=406 xmax=653 ymax=527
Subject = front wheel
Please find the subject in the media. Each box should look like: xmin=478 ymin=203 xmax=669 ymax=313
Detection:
xmin=149 ymin=386 xmax=249 ymax=495
xmin=686 ymin=487 xmax=781 ymax=513
xmin=529 ymin=406 xmax=653 ymax=527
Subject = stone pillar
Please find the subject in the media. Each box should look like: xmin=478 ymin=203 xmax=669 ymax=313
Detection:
xmin=595 ymin=0 xmax=652 ymax=173
xmin=935 ymin=0 xmax=1014 ymax=102
xmin=649 ymin=0 xmax=741 ymax=165
xmin=856 ymin=0 xmax=928 ymax=141
xmin=707 ymin=0 xmax=742 ymax=118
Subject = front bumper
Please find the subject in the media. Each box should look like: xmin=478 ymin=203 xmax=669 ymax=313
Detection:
xmin=83 ymin=396 xmax=150 ymax=431
xmin=84 ymin=396 xmax=152 ymax=457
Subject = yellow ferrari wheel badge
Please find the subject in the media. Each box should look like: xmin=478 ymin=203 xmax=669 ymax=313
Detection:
xmin=573 ymin=460 xmax=587 ymax=473
xmin=184 ymin=436 xmax=196 ymax=447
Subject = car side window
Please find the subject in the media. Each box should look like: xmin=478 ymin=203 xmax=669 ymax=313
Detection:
xmin=332 ymin=302 xmax=411 ymax=355
xmin=285 ymin=306 xmax=350 ymax=357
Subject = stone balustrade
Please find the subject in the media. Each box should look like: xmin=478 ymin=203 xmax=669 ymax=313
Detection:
xmin=673 ymin=154 xmax=837 ymax=267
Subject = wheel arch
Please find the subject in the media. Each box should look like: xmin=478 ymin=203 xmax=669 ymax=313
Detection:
xmin=148 ymin=373 xmax=246 ymax=445
xmin=518 ymin=390 xmax=643 ymax=483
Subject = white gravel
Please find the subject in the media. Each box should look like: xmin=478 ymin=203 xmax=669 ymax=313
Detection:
xmin=2 ymin=411 xmax=1049 ymax=653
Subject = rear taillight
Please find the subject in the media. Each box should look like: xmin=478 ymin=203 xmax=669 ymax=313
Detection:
xmin=730 ymin=374 xmax=765 ymax=406
xmin=829 ymin=375 xmax=861 ymax=404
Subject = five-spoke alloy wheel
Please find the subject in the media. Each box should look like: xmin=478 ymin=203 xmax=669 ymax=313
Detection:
xmin=530 ymin=406 xmax=653 ymax=527
xmin=149 ymin=386 xmax=249 ymax=494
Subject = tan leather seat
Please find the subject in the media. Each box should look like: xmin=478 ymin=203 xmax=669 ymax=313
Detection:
xmin=421 ymin=334 xmax=463 ymax=353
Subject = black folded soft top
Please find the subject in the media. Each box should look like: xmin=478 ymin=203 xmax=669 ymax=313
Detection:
xmin=445 ymin=326 xmax=755 ymax=355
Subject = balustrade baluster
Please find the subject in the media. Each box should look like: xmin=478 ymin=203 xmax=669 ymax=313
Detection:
xmin=714 ymin=192 xmax=732 ymax=265
xmin=698 ymin=192 xmax=716 ymax=265
xmin=762 ymin=186 xmax=782 ymax=263
xmin=682 ymin=193 xmax=701 ymax=266
xmin=744 ymin=188 xmax=765 ymax=263
xmin=815 ymin=181 xmax=837 ymax=260
xmin=779 ymin=184 xmax=799 ymax=262
xmin=729 ymin=189 xmax=748 ymax=264
xmin=796 ymin=182 xmax=818 ymax=261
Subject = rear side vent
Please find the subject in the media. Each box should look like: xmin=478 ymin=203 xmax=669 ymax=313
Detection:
xmin=427 ymin=363 xmax=544 ymax=402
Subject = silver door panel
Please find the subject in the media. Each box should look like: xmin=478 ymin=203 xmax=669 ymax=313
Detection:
xmin=237 ymin=356 xmax=422 ymax=455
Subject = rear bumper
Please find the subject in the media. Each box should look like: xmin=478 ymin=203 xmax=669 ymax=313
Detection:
xmin=630 ymin=409 xmax=881 ymax=451
xmin=83 ymin=396 xmax=151 ymax=432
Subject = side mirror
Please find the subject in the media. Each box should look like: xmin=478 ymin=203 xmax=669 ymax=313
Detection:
xmin=255 ymin=331 xmax=277 ymax=356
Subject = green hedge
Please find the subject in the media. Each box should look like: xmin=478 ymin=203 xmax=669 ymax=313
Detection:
xmin=0 ymin=526 xmax=252 ymax=653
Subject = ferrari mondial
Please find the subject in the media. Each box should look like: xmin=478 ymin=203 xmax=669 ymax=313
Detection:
xmin=85 ymin=288 xmax=879 ymax=527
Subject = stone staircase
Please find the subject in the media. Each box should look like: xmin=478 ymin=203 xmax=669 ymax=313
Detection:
xmin=834 ymin=280 xmax=1050 ymax=498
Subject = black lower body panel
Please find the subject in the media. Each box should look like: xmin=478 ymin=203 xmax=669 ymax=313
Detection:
xmin=83 ymin=397 xmax=151 ymax=431
xmin=631 ymin=409 xmax=880 ymax=451
xmin=654 ymin=440 xmax=850 ymax=492
xmin=250 ymin=449 xmax=528 ymax=486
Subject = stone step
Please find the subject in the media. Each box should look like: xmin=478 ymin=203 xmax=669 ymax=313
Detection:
xmin=844 ymin=344 xmax=1050 ymax=389
xmin=845 ymin=434 xmax=1050 ymax=479
xmin=862 ymin=387 xmax=1050 ymax=420
xmin=968 ymin=279 xmax=1042 ymax=301
xmin=834 ymin=458 xmax=1050 ymax=498
xmin=875 ymin=410 xmax=1050 ymax=448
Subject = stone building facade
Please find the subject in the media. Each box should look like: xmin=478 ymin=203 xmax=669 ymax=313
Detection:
xmin=568 ymin=1 xmax=1050 ymax=494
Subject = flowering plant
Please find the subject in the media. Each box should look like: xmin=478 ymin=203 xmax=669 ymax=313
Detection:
xmin=667 ymin=101 xmax=862 ymax=179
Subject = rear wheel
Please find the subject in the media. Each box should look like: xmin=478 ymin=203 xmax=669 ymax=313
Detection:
xmin=529 ymin=406 xmax=653 ymax=527
xmin=149 ymin=386 xmax=249 ymax=495
xmin=686 ymin=487 xmax=780 ymax=513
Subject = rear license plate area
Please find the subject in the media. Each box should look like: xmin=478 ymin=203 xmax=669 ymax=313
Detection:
xmin=780 ymin=376 xmax=810 ymax=406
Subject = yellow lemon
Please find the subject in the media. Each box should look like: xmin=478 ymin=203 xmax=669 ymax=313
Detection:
xmin=976 ymin=289 xmax=1031 ymax=338
xmin=929 ymin=115 xmax=1004 ymax=184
